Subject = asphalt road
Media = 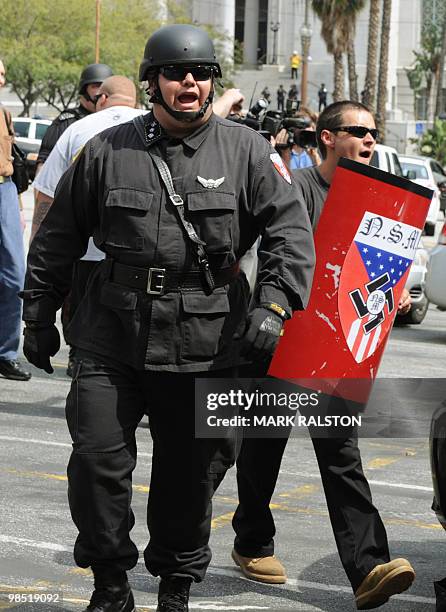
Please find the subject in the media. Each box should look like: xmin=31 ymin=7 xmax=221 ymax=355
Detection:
xmin=0 ymin=191 xmax=445 ymax=611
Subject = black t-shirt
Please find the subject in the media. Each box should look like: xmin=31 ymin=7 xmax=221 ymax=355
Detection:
xmin=291 ymin=165 xmax=330 ymax=231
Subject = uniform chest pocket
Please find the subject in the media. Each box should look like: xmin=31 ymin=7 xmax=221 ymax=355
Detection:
xmin=187 ymin=191 xmax=236 ymax=255
xmin=103 ymin=188 xmax=154 ymax=251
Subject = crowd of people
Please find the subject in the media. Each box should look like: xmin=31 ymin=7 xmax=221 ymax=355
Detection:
xmin=0 ymin=23 xmax=421 ymax=612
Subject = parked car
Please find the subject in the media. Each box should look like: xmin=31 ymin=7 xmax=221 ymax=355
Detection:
xmin=370 ymin=143 xmax=404 ymax=176
xmin=432 ymin=170 xmax=446 ymax=213
xmin=425 ymin=218 xmax=446 ymax=310
xmin=369 ymin=145 xmax=430 ymax=324
xmin=399 ymin=154 xmax=442 ymax=236
xmin=395 ymin=240 xmax=430 ymax=324
xmin=12 ymin=117 xmax=51 ymax=181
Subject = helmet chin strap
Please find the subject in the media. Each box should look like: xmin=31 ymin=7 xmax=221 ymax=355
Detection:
xmin=81 ymin=91 xmax=96 ymax=104
xmin=149 ymin=77 xmax=214 ymax=123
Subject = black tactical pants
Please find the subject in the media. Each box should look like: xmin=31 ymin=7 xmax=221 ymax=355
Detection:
xmin=233 ymin=369 xmax=390 ymax=592
xmin=65 ymin=350 xmax=236 ymax=582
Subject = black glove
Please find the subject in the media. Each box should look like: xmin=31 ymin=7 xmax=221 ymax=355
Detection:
xmin=240 ymin=307 xmax=285 ymax=362
xmin=23 ymin=324 xmax=60 ymax=374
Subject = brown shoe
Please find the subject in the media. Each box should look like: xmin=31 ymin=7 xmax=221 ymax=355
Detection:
xmin=231 ymin=549 xmax=287 ymax=584
xmin=355 ymin=558 xmax=415 ymax=609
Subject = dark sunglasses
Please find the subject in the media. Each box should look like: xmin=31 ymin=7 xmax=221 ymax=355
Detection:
xmin=331 ymin=125 xmax=379 ymax=140
xmin=159 ymin=65 xmax=213 ymax=82
xmin=93 ymin=92 xmax=108 ymax=105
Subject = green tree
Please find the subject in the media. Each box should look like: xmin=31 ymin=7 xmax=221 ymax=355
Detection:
xmin=416 ymin=118 xmax=446 ymax=165
xmin=0 ymin=0 xmax=94 ymax=115
xmin=405 ymin=22 xmax=442 ymax=120
xmin=0 ymin=0 xmax=163 ymax=116
xmin=312 ymin=0 xmax=366 ymax=102
xmin=346 ymin=0 xmax=366 ymax=101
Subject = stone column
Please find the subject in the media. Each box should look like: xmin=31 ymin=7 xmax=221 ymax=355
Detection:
xmin=192 ymin=0 xmax=236 ymax=64
xmin=221 ymin=0 xmax=236 ymax=64
xmin=243 ymin=0 xmax=260 ymax=66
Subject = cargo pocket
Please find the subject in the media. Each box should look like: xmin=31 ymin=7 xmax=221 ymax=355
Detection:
xmin=103 ymin=188 xmax=153 ymax=251
xmin=65 ymin=360 xmax=83 ymax=444
xmin=187 ymin=191 xmax=236 ymax=254
xmin=181 ymin=290 xmax=230 ymax=361
xmin=198 ymin=438 xmax=237 ymax=484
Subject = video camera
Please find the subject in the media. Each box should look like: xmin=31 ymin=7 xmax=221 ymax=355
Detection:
xmin=227 ymin=97 xmax=317 ymax=149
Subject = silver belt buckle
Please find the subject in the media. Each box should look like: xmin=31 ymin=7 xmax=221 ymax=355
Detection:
xmin=147 ymin=268 xmax=166 ymax=295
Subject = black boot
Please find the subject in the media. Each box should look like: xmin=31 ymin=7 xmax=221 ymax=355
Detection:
xmin=83 ymin=568 xmax=135 ymax=612
xmin=156 ymin=576 xmax=192 ymax=612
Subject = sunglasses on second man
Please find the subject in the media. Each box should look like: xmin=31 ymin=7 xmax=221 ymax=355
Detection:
xmin=93 ymin=92 xmax=109 ymax=105
xmin=159 ymin=65 xmax=214 ymax=82
xmin=331 ymin=125 xmax=379 ymax=140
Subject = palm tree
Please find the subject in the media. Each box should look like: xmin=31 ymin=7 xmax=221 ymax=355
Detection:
xmin=362 ymin=0 xmax=381 ymax=112
xmin=312 ymin=1 xmax=348 ymax=100
xmin=346 ymin=0 xmax=366 ymax=101
xmin=312 ymin=0 xmax=365 ymax=102
xmin=376 ymin=0 xmax=392 ymax=140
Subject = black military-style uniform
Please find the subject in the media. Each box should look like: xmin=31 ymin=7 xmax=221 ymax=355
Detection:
xmin=36 ymin=104 xmax=90 ymax=165
xmin=22 ymin=111 xmax=315 ymax=580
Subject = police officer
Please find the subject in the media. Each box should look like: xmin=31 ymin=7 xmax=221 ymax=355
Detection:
xmin=21 ymin=24 xmax=315 ymax=612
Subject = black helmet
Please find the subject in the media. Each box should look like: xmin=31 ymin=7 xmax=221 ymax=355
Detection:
xmin=139 ymin=24 xmax=222 ymax=82
xmin=78 ymin=63 xmax=113 ymax=94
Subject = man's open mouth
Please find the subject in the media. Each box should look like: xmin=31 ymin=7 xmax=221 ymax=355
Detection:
xmin=359 ymin=150 xmax=371 ymax=159
xmin=177 ymin=93 xmax=198 ymax=104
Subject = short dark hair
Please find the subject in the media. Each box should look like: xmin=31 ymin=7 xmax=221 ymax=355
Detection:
xmin=316 ymin=100 xmax=373 ymax=159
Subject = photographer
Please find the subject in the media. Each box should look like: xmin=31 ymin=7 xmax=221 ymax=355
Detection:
xmin=274 ymin=107 xmax=321 ymax=170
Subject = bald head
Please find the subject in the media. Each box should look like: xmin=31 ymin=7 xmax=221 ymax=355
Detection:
xmin=96 ymin=76 xmax=137 ymax=110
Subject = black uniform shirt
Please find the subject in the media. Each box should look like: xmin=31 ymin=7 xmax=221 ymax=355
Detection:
xmin=37 ymin=104 xmax=90 ymax=165
xmin=22 ymin=111 xmax=316 ymax=372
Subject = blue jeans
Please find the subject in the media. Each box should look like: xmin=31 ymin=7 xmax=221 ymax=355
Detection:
xmin=0 ymin=179 xmax=25 ymax=360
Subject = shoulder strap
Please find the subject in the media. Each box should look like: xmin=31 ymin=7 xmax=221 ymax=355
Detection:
xmin=132 ymin=114 xmax=146 ymax=147
xmin=1 ymin=107 xmax=14 ymax=137
xmin=132 ymin=116 xmax=215 ymax=293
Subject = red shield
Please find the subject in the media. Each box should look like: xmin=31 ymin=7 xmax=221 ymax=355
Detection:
xmin=268 ymin=158 xmax=432 ymax=402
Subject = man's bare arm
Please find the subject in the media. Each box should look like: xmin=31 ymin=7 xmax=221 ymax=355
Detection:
xmin=31 ymin=190 xmax=54 ymax=243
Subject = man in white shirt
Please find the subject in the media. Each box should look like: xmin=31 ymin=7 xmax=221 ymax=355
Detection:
xmin=32 ymin=75 xmax=147 ymax=374
xmin=33 ymin=75 xmax=146 ymax=235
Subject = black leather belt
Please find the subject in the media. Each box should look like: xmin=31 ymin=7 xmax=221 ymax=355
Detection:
xmin=111 ymin=261 xmax=240 ymax=295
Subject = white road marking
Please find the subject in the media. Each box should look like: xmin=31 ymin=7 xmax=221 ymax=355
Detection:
xmin=0 ymin=535 xmax=71 ymax=553
xmin=0 ymin=436 xmax=430 ymax=491
xmin=0 ymin=436 xmax=152 ymax=458
xmin=0 ymin=537 xmax=436 ymax=607
xmin=280 ymin=469 xmax=433 ymax=492
xmin=208 ymin=567 xmax=435 ymax=606
xmin=0 ymin=377 xmax=70 ymax=387
xmin=63 ymin=597 xmax=270 ymax=610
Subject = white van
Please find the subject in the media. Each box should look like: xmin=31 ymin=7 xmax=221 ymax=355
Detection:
xmin=370 ymin=143 xmax=404 ymax=176
xmin=370 ymin=144 xmax=439 ymax=236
